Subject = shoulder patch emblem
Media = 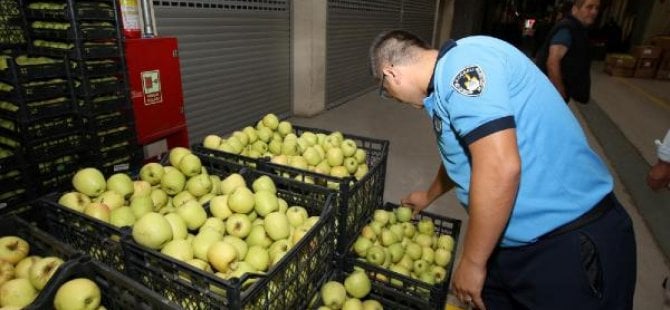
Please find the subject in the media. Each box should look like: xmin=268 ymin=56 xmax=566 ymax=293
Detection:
xmin=452 ymin=66 xmax=485 ymax=97
xmin=432 ymin=114 xmax=442 ymax=135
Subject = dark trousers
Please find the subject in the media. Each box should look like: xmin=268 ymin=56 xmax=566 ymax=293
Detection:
xmin=483 ymin=195 xmax=637 ymax=309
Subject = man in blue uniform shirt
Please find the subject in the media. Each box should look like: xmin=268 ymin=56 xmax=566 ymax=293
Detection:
xmin=370 ymin=30 xmax=636 ymax=309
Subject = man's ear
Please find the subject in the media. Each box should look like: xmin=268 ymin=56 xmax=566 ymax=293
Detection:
xmin=382 ymin=66 xmax=397 ymax=83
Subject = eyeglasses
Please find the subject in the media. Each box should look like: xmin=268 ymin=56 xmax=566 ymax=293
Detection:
xmin=378 ymin=74 xmax=392 ymax=99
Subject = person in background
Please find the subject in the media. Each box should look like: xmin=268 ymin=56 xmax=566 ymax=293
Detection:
xmin=535 ymin=0 xmax=600 ymax=103
xmin=647 ymin=129 xmax=670 ymax=190
xmin=370 ymin=29 xmax=636 ymax=310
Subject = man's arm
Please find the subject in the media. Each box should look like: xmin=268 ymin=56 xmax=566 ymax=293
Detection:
xmin=452 ymin=128 xmax=520 ymax=309
xmin=401 ymin=162 xmax=455 ymax=213
xmin=546 ymin=44 xmax=569 ymax=100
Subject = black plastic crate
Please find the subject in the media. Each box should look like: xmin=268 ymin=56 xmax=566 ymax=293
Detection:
xmin=30 ymin=152 xmax=82 ymax=179
xmin=32 ymin=169 xmax=76 ymax=196
xmin=36 ymin=193 xmax=127 ymax=272
xmin=0 ymin=113 xmax=80 ymax=140
xmin=192 ymin=143 xmax=265 ymax=172
xmin=26 ymin=2 xmax=116 ymax=21
xmin=77 ymin=93 xmax=130 ymax=115
xmin=18 ymin=132 xmax=84 ymax=161
xmin=31 ymin=25 xmax=117 ymax=41
xmin=0 ymin=213 xmax=80 ymax=261
xmin=20 ymin=79 xmax=70 ymax=101
xmin=121 ymin=169 xmax=337 ymax=310
xmin=71 ymin=59 xmax=121 ymax=77
xmin=93 ymin=147 xmax=143 ymax=176
xmin=27 ymin=257 xmax=179 ymax=310
xmin=342 ymin=202 xmax=462 ymax=309
xmin=0 ymin=57 xmax=66 ymax=81
xmin=307 ymin=267 xmax=390 ymax=310
xmin=86 ymin=125 xmax=134 ymax=145
xmin=76 ymin=76 xmax=124 ymax=97
xmin=0 ymin=96 xmax=75 ymax=121
xmin=262 ymin=125 xmax=389 ymax=256
xmin=31 ymin=42 xmax=119 ymax=60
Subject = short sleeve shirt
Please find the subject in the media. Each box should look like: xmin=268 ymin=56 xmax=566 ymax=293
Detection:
xmin=423 ymin=36 xmax=613 ymax=247
xmin=551 ymin=28 xmax=573 ymax=48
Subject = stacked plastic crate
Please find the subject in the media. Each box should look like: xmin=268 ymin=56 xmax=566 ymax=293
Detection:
xmin=0 ymin=50 xmax=82 ymax=202
xmin=25 ymin=0 xmax=140 ymax=176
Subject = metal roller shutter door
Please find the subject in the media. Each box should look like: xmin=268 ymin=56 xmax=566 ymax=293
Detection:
xmin=326 ymin=0 xmax=436 ymax=109
xmin=326 ymin=1 xmax=401 ymax=109
xmin=152 ymin=0 xmax=291 ymax=143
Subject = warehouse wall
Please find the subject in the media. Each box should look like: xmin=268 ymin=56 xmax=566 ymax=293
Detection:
xmin=642 ymin=0 xmax=670 ymax=41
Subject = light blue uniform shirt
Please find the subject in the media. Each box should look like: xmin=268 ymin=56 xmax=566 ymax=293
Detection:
xmin=423 ymin=36 xmax=613 ymax=247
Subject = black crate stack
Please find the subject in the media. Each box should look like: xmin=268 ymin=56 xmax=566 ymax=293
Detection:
xmin=0 ymin=0 xmax=27 ymax=47
xmin=25 ymin=0 xmax=141 ymax=176
xmin=0 ymin=51 xmax=83 ymax=203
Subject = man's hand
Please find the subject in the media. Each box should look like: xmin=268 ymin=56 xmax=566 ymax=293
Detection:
xmin=401 ymin=191 xmax=432 ymax=215
xmin=453 ymin=257 xmax=488 ymax=310
xmin=647 ymin=160 xmax=670 ymax=191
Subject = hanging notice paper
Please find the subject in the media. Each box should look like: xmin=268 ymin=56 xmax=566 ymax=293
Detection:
xmin=142 ymin=70 xmax=163 ymax=105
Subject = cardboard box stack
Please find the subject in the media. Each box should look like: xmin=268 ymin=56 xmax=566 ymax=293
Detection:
xmin=604 ymin=53 xmax=636 ymax=77
xmin=649 ymin=35 xmax=670 ymax=80
xmin=630 ymin=45 xmax=663 ymax=78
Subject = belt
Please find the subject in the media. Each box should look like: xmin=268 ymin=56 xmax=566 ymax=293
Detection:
xmin=539 ymin=192 xmax=615 ymax=240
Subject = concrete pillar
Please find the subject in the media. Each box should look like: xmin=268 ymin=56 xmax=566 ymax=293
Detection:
xmin=292 ymin=0 xmax=327 ymax=117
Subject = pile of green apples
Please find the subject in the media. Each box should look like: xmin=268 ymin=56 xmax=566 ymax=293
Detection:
xmin=352 ymin=207 xmax=455 ymax=287
xmin=59 ymin=147 xmax=321 ymax=283
xmin=0 ymin=236 xmax=66 ymax=308
xmin=315 ymin=271 xmax=383 ymax=310
xmin=202 ymin=113 xmax=369 ymax=186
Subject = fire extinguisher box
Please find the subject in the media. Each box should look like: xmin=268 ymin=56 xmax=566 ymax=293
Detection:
xmin=124 ymin=37 xmax=189 ymax=153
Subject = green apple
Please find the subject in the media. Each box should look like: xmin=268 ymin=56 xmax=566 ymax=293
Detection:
xmin=251 ymin=140 xmax=268 ymax=154
xmin=388 ymin=243 xmax=405 ymax=263
xmin=110 ymin=206 xmax=136 ymax=228
xmin=203 ymin=134 xmax=222 ymax=149
xmin=192 ymin=229 xmax=222 ymax=261
xmin=365 ymin=246 xmax=385 ymax=266
xmin=316 ymin=133 xmax=327 ymax=146
xmin=322 ymin=135 xmax=340 ymax=151
xmin=340 ymin=139 xmax=357 ymax=157
xmin=176 ymin=200 xmax=207 ymax=230
xmin=161 ymin=169 xmax=186 ymax=195
xmin=290 ymin=225 xmax=310 ymax=246
xmin=300 ymin=132 xmax=318 ymax=146
xmin=131 ymin=180 xmax=152 ymax=200
xmin=436 ymin=235 xmax=455 ymax=251
xmin=244 ymin=246 xmax=270 ymax=271
xmin=172 ymin=191 xmax=195 ymax=208
xmin=380 ymin=229 xmax=399 ymax=247
xmin=169 ymin=147 xmax=191 ymax=167
xmin=186 ymin=173 xmax=213 ymax=197
xmin=271 ymin=154 xmax=289 ymax=166
xmin=227 ymin=136 xmax=244 ymax=153
xmin=389 ymin=224 xmax=404 ymax=241
xmin=130 ymin=196 xmax=153 ymax=219
xmin=286 ymin=206 xmax=308 ymax=227
xmin=255 ymin=191 xmax=278 ymax=216
xmin=140 ymin=163 xmax=165 ymax=185
xmin=252 ymin=175 xmax=276 ymax=194
xmin=222 ymin=236 xmax=248 ymax=260
xmin=330 ymin=166 xmax=349 ymax=179
xmin=262 ymin=113 xmax=279 ymax=130
xmin=257 ymin=126 xmax=273 ymax=143
xmin=151 ymin=189 xmax=169 ymax=210
xmin=320 ymin=281 xmax=346 ymax=310
xmin=413 ymin=259 xmax=429 ymax=275
xmin=405 ymin=242 xmax=422 ymax=260
xmin=132 ymin=212 xmax=173 ymax=249
xmin=226 ymin=214 xmax=252 ymax=238
xmin=302 ymin=147 xmax=322 ymax=166
xmin=106 ymin=173 xmax=134 ymax=199
xmin=395 ymin=206 xmax=413 ymax=223
xmin=434 ymin=248 xmax=451 ymax=267
xmin=360 ymin=225 xmax=376 ymax=241
xmin=281 ymin=139 xmax=299 ymax=156
xmin=29 ymin=256 xmax=63 ymax=290
xmin=228 ymin=187 xmax=255 ymax=214
xmin=369 ymin=221 xmax=383 ymax=235
xmin=220 ymin=173 xmax=246 ymax=195
xmin=248 ymin=211 xmax=258 ymax=222
xmin=268 ymin=139 xmax=282 ymax=155
xmin=84 ymin=202 xmax=111 ymax=223
xmin=207 ymin=241 xmax=237 ymax=272
xmin=422 ymin=247 xmax=435 ymax=264
xmin=200 ymin=217 xmax=226 ymax=234
xmin=397 ymin=255 xmax=414 ymax=271
xmin=161 ymin=239 xmax=193 ymax=262
xmin=277 ymin=198 xmax=288 ymax=213
xmin=344 ymin=271 xmax=371 ymax=299
xmin=431 ymin=265 xmax=447 ymax=283
xmin=353 ymin=149 xmax=366 ymax=164
xmin=361 ymin=299 xmax=383 ymax=310
xmin=0 ymin=236 xmax=28 ymax=265
xmin=268 ymin=239 xmax=290 ymax=262
xmin=326 ymin=147 xmax=344 ymax=167
xmin=414 ymin=234 xmax=433 ymax=248
xmin=0 ymin=278 xmax=37 ymax=308
xmin=178 ymin=154 xmax=202 ymax=177
xmin=210 ymin=195 xmax=232 ymax=220
xmin=373 ymin=210 xmax=390 ymax=225
xmin=353 ymin=237 xmax=372 ymax=257
xmin=289 ymin=156 xmax=308 ymax=170
xmin=186 ymin=259 xmax=212 ymax=272
xmin=164 ymin=213 xmax=188 ymax=240
xmin=243 ymin=126 xmax=258 ymax=144
xmin=354 ymin=164 xmax=369 ymax=180
xmin=419 ymin=271 xmax=435 ymax=285
xmin=389 ymin=264 xmax=410 ymax=286
xmin=277 ymin=120 xmax=292 ymax=136
xmin=284 ymin=133 xmax=298 ymax=141
xmin=245 ymin=225 xmax=272 ymax=248
xmin=417 ymin=219 xmax=435 ymax=235
xmin=14 ymin=256 xmax=40 ymax=280
xmin=401 ymin=222 xmax=416 ymax=238
xmin=342 ymin=157 xmax=357 ymax=174
xmin=342 ymin=298 xmax=363 ymax=310
xmin=264 ymin=212 xmax=290 ymax=241
xmin=58 ymin=192 xmax=91 ymax=212
xmin=72 ymin=168 xmax=106 ymax=197
xmin=208 ymin=175 xmax=221 ymax=195
xmin=232 ymin=131 xmax=249 ymax=147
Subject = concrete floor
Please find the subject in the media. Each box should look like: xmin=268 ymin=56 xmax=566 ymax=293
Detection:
xmin=289 ymin=64 xmax=670 ymax=309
